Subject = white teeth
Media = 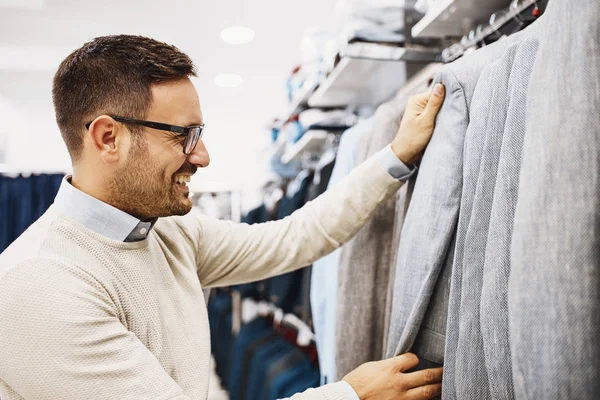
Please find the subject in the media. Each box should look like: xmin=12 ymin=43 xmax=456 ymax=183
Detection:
xmin=175 ymin=175 xmax=191 ymax=185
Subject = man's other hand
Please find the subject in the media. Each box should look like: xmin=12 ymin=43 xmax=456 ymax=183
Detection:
xmin=343 ymin=353 xmax=443 ymax=400
xmin=391 ymin=84 xmax=446 ymax=165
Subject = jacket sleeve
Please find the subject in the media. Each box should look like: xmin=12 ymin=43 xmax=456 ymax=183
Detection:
xmin=0 ymin=260 xmax=191 ymax=400
xmin=192 ymin=151 xmax=403 ymax=288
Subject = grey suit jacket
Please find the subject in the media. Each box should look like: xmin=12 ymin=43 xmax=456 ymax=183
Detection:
xmin=510 ymin=0 xmax=600 ymax=398
xmin=451 ymin=36 xmax=540 ymax=400
xmin=385 ymin=17 xmax=545 ymax=400
xmin=385 ymin=32 xmax=522 ymax=361
xmin=479 ymin=36 xmax=539 ymax=400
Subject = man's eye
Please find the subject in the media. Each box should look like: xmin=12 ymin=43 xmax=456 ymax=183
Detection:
xmin=168 ymin=135 xmax=185 ymax=145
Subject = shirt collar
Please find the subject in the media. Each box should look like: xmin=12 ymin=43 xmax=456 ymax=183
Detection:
xmin=53 ymin=176 xmax=156 ymax=242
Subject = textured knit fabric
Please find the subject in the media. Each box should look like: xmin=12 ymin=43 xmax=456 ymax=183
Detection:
xmin=453 ymin=40 xmax=520 ymax=400
xmin=310 ymin=118 xmax=372 ymax=384
xmin=478 ymin=36 xmax=539 ymax=400
xmin=384 ymin=21 xmax=544 ymax=400
xmin=509 ymin=1 xmax=600 ymax=398
xmin=334 ymin=94 xmax=407 ymax=379
xmin=444 ymin=24 xmax=543 ymax=400
xmin=381 ymin=181 xmax=413 ymax=356
xmin=0 ymin=153 xmax=402 ymax=400
xmin=385 ymin=39 xmax=509 ymax=359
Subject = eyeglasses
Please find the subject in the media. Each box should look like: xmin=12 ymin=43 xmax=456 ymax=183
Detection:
xmin=85 ymin=116 xmax=205 ymax=155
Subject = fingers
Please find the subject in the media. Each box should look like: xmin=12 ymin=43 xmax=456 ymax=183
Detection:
xmin=404 ymin=383 xmax=443 ymax=400
xmin=409 ymin=91 xmax=432 ymax=109
xmin=401 ymin=367 xmax=444 ymax=389
xmin=386 ymin=352 xmax=420 ymax=372
xmin=422 ymin=84 xmax=445 ymax=120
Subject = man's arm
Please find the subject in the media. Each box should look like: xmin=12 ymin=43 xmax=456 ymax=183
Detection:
xmin=193 ymin=85 xmax=446 ymax=288
xmin=0 ymin=260 xmax=190 ymax=400
xmin=194 ymin=150 xmax=403 ymax=288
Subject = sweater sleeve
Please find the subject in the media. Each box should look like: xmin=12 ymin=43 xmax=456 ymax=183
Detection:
xmin=0 ymin=260 xmax=191 ymax=400
xmin=193 ymin=151 xmax=403 ymax=288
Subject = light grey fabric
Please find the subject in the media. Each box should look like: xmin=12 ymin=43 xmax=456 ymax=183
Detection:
xmin=441 ymin=24 xmax=544 ymax=400
xmin=384 ymin=17 xmax=545 ymax=400
xmin=509 ymin=1 xmax=600 ymax=398
xmin=453 ymin=40 xmax=521 ymax=400
xmin=454 ymin=36 xmax=525 ymax=400
xmin=479 ymin=36 xmax=539 ymax=400
xmin=334 ymin=94 xmax=407 ymax=380
xmin=410 ymin=234 xmax=453 ymax=365
xmin=382 ymin=180 xmax=413 ymax=357
xmin=386 ymin=32 xmax=521 ymax=364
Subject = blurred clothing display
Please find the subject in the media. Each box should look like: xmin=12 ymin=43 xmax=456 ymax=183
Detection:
xmin=0 ymin=173 xmax=63 ymax=252
xmin=310 ymin=118 xmax=372 ymax=384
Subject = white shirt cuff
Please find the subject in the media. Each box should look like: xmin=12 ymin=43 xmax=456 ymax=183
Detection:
xmin=339 ymin=381 xmax=360 ymax=400
xmin=375 ymin=144 xmax=417 ymax=181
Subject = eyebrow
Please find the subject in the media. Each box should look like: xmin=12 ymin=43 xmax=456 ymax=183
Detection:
xmin=181 ymin=120 xmax=203 ymax=127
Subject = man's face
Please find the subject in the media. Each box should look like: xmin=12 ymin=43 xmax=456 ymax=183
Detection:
xmin=106 ymin=78 xmax=209 ymax=220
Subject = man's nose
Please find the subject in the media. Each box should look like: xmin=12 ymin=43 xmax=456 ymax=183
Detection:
xmin=186 ymin=139 xmax=210 ymax=168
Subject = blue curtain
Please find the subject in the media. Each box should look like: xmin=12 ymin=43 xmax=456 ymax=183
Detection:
xmin=0 ymin=174 xmax=64 ymax=252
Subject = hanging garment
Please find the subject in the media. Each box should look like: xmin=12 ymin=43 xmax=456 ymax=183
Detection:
xmin=306 ymin=150 xmax=336 ymax=203
xmin=228 ymin=318 xmax=273 ymax=400
xmin=385 ymin=35 xmax=515 ymax=360
xmin=453 ymin=42 xmax=520 ymax=400
xmin=449 ymin=35 xmax=541 ymax=400
xmin=476 ymin=36 xmax=539 ymax=400
xmin=208 ymin=291 xmax=234 ymax=387
xmin=334 ymin=94 xmax=407 ymax=379
xmin=310 ymin=118 xmax=372 ymax=384
xmin=385 ymin=19 xmax=544 ymax=391
xmin=267 ymin=170 xmax=313 ymax=314
xmin=381 ymin=63 xmax=443 ymax=357
xmin=245 ymin=335 xmax=291 ymax=400
xmin=443 ymin=26 xmax=544 ymax=400
xmin=510 ymin=0 xmax=600 ymax=398
xmin=381 ymin=179 xmax=414 ymax=356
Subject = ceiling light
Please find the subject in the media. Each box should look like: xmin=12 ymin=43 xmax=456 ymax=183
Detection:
xmin=221 ymin=26 xmax=255 ymax=45
xmin=214 ymin=74 xmax=243 ymax=88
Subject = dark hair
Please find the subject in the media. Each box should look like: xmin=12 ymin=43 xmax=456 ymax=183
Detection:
xmin=52 ymin=35 xmax=197 ymax=161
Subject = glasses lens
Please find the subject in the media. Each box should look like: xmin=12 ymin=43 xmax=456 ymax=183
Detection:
xmin=184 ymin=126 xmax=203 ymax=154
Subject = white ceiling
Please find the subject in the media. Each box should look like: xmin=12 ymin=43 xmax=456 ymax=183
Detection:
xmin=0 ymin=0 xmax=340 ymax=187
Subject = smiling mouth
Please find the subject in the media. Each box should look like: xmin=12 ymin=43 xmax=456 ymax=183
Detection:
xmin=174 ymin=175 xmax=192 ymax=187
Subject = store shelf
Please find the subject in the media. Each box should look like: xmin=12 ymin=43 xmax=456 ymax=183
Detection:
xmin=306 ymin=41 xmax=438 ymax=109
xmin=341 ymin=42 xmax=440 ymax=62
xmin=412 ymin=0 xmax=511 ymax=38
xmin=440 ymin=0 xmax=539 ymax=62
xmin=275 ymin=81 xmax=318 ymax=129
xmin=307 ymin=57 xmax=407 ymax=108
xmin=280 ymin=130 xmax=328 ymax=164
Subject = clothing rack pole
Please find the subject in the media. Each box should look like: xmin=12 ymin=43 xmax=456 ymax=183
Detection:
xmin=440 ymin=0 xmax=539 ymax=63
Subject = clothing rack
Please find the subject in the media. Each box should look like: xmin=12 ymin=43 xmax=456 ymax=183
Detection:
xmin=441 ymin=0 xmax=544 ymax=62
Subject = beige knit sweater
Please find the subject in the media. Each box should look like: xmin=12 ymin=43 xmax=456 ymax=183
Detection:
xmin=0 ymin=154 xmax=402 ymax=400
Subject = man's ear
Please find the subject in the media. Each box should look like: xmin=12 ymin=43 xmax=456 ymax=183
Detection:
xmin=87 ymin=115 xmax=126 ymax=164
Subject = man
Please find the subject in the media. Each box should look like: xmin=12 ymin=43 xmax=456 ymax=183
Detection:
xmin=0 ymin=35 xmax=445 ymax=400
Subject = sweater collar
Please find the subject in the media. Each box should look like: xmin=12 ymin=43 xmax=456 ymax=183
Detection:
xmin=53 ymin=176 xmax=157 ymax=242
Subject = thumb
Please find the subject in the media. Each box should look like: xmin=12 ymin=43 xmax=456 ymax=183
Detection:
xmin=422 ymin=84 xmax=445 ymax=120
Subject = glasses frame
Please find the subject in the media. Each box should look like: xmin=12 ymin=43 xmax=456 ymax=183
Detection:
xmin=85 ymin=116 xmax=205 ymax=155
